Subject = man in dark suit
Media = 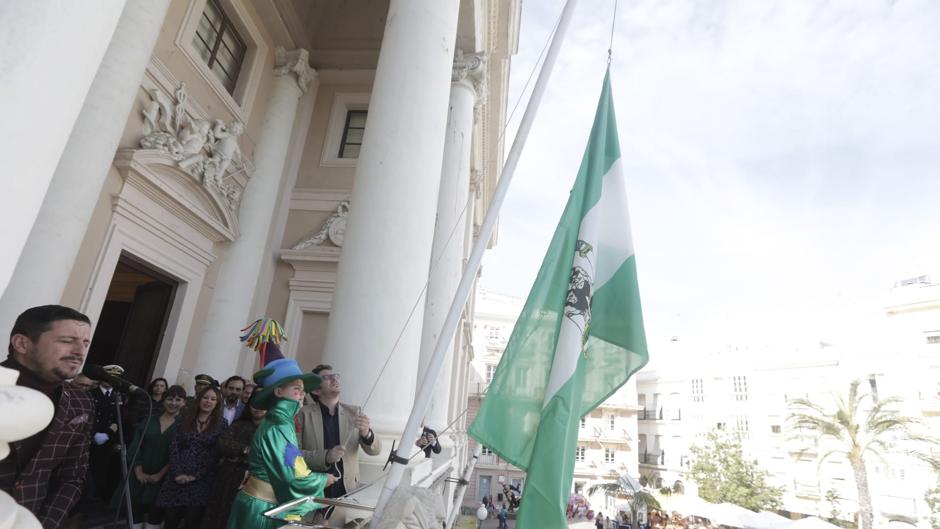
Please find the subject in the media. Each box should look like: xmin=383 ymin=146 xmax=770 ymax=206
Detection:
xmin=88 ymin=364 xmax=126 ymax=502
xmin=0 ymin=305 xmax=96 ymax=529
xmin=220 ymin=375 xmax=246 ymax=425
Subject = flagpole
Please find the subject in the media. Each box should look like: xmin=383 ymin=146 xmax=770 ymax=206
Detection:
xmin=445 ymin=444 xmax=483 ymax=529
xmin=372 ymin=0 xmax=581 ymax=521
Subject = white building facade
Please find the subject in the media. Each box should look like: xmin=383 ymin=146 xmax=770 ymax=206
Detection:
xmin=0 ymin=0 xmax=521 ymax=522
xmin=638 ymin=274 xmax=940 ymax=528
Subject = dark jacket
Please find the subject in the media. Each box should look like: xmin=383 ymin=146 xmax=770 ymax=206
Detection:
xmin=0 ymin=379 xmax=95 ymax=529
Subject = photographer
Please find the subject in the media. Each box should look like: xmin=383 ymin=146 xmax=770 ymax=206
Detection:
xmin=415 ymin=425 xmax=441 ymax=458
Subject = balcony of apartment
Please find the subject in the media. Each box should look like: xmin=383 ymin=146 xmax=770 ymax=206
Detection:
xmin=639 ymin=408 xmax=664 ymax=421
xmin=639 ymin=451 xmax=666 ymax=467
xmin=921 ymin=398 xmax=940 ymax=416
xmin=580 ymin=426 xmax=635 ymax=444
xmin=793 ymin=480 xmax=820 ymax=500
xmin=876 ymin=493 xmax=920 ymax=518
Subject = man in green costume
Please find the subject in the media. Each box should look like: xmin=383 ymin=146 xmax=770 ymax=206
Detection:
xmin=226 ymin=320 xmax=336 ymax=529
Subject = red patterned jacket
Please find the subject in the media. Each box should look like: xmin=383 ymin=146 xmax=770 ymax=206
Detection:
xmin=0 ymin=381 xmax=95 ymax=529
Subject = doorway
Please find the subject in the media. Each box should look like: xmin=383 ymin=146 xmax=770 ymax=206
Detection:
xmin=87 ymin=254 xmax=177 ymax=386
xmin=479 ymin=475 xmax=492 ymax=500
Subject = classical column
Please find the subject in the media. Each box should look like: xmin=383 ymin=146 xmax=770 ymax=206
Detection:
xmin=0 ymin=0 xmax=126 ymax=301
xmin=0 ymin=0 xmax=171 ymax=336
xmin=321 ymin=0 xmax=460 ymax=434
xmin=195 ymin=48 xmax=317 ymax=378
xmin=416 ymin=53 xmax=485 ymax=431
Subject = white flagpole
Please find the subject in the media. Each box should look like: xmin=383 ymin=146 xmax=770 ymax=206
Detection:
xmin=446 ymin=444 xmax=483 ymax=529
xmin=372 ymin=0 xmax=581 ymax=521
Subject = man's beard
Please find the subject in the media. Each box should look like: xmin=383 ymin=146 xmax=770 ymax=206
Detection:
xmin=52 ymin=365 xmax=79 ymax=382
xmin=226 ymin=395 xmax=238 ymax=404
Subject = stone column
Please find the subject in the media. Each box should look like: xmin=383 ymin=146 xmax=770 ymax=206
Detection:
xmin=0 ymin=0 xmax=171 ymax=336
xmin=416 ymin=53 xmax=484 ymax=431
xmin=195 ymin=48 xmax=317 ymax=378
xmin=321 ymin=0 xmax=460 ymax=435
xmin=0 ymin=0 xmax=126 ymax=301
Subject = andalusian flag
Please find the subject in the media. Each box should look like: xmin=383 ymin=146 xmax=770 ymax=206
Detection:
xmin=468 ymin=70 xmax=648 ymax=528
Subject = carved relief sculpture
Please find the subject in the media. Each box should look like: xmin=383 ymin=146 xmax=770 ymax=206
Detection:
xmin=139 ymin=83 xmax=250 ymax=210
xmin=292 ymin=201 xmax=350 ymax=250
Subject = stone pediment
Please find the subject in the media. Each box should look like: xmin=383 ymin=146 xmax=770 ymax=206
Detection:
xmin=113 ymin=148 xmax=239 ymax=242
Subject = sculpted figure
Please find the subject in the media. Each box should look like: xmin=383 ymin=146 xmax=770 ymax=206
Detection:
xmin=208 ymin=120 xmax=244 ymax=178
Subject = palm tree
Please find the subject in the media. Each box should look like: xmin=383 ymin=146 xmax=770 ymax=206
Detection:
xmin=589 ymin=473 xmax=662 ymax=528
xmin=788 ymin=380 xmax=939 ymax=529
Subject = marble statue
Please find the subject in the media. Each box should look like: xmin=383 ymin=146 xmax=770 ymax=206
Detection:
xmin=138 ymin=83 xmax=250 ymax=211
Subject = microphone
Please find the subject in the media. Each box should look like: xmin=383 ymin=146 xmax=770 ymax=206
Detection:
xmin=82 ymin=364 xmax=148 ymax=395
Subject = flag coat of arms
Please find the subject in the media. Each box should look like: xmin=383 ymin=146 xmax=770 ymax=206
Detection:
xmin=468 ymin=70 xmax=648 ymax=528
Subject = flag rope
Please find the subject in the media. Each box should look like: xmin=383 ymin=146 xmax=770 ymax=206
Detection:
xmin=608 ymin=0 xmax=618 ymax=65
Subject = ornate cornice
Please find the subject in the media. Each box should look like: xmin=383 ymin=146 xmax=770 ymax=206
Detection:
xmin=274 ymin=47 xmax=317 ymax=93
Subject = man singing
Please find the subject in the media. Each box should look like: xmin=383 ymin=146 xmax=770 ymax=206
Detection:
xmin=0 ymin=305 xmax=96 ymax=529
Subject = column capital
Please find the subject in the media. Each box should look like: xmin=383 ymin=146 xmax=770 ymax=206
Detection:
xmin=274 ymin=47 xmax=317 ymax=93
xmin=452 ymin=51 xmax=486 ymax=101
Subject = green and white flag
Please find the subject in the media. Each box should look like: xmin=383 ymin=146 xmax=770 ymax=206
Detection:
xmin=468 ymin=71 xmax=648 ymax=529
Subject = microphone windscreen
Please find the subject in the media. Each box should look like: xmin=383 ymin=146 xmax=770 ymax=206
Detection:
xmin=82 ymin=363 xmax=109 ymax=379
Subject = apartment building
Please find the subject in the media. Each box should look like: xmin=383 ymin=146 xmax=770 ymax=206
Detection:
xmin=638 ymin=274 xmax=940 ymax=527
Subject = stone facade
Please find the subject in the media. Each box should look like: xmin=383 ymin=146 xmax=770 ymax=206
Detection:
xmin=0 ymin=0 xmax=521 ymax=523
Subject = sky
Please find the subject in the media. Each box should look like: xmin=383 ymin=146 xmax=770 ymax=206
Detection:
xmin=478 ymin=0 xmax=940 ymax=354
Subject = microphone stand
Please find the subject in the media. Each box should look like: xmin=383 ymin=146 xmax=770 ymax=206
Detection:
xmin=113 ymin=391 xmax=135 ymax=529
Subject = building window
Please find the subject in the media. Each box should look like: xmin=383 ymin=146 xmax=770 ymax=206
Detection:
xmin=487 ymin=325 xmax=503 ymax=342
xmin=338 ymin=110 xmax=367 ymax=158
xmin=481 ymin=446 xmax=492 ymax=456
xmin=580 ymin=416 xmax=586 ymax=429
xmin=575 ymin=446 xmax=585 ymax=462
xmin=735 ymin=415 xmax=749 ymax=433
xmin=192 ymin=0 xmax=247 ymax=94
xmin=691 ymin=378 xmax=704 ymax=402
xmin=485 ymin=364 xmax=497 ymax=384
xmin=608 ymin=414 xmax=616 ymax=431
xmin=604 ymin=448 xmax=615 ymax=463
xmin=733 ymin=376 xmax=749 ymax=402
xmin=771 ymin=424 xmax=782 ymax=434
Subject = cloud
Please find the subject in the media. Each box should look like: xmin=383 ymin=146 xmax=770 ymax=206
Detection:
xmin=480 ymin=0 xmax=940 ymax=350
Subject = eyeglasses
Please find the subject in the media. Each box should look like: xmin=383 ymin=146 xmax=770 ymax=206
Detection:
xmin=321 ymin=373 xmax=340 ymax=381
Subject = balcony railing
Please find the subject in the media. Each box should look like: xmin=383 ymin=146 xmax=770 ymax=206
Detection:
xmin=640 ymin=451 xmax=665 ymax=465
xmin=639 ymin=408 xmax=664 ymax=420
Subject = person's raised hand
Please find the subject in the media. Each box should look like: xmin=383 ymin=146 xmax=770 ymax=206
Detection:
xmin=353 ymin=414 xmax=370 ymax=437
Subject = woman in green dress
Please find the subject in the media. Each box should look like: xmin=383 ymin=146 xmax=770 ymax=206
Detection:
xmin=120 ymin=384 xmax=186 ymax=529
xmin=226 ymin=320 xmax=334 ymax=529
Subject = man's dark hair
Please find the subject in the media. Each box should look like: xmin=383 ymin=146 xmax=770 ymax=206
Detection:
xmin=8 ymin=305 xmax=91 ymax=356
xmin=223 ymin=375 xmax=245 ymax=388
xmin=311 ymin=364 xmax=333 ymax=375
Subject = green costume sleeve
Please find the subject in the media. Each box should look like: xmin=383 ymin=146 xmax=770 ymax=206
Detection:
xmin=250 ymin=398 xmax=328 ymax=518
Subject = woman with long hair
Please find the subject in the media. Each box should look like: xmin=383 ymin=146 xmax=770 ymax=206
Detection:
xmin=129 ymin=378 xmax=168 ymax=432
xmin=201 ymin=385 xmax=266 ymax=529
xmin=156 ymin=385 xmax=227 ymax=529
xmin=116 ymin=384 xmax=186 ymax=529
